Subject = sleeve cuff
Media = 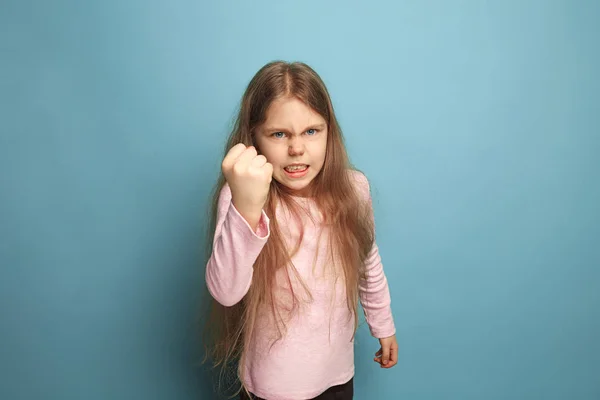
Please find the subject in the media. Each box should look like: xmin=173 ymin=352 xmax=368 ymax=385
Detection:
xmin=371 ymin=327 xmax=396 ymax=339
xmin=228 ymin=202 xmax=270 ymax=240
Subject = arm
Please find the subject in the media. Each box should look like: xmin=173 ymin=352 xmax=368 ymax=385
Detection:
xmin=352 ymin=170 xmax=396 ymax=339
xmin=363 ymin=241 xmax=399 ymax=368
xmin=205 ymin=183 xmax=270 ymax=307
xmin=360 ymin=242 xmax=396 ymax=339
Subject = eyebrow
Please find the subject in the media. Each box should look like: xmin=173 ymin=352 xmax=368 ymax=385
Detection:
xmin=262 ymin=123 xmax=327 ymax=135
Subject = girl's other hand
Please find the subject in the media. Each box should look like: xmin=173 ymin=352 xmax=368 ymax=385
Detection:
xmin=374 ymin=334 xmax=398 ymax=369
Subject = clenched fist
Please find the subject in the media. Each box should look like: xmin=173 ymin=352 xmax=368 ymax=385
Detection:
xmin=222 ymin=144 xmax=273 ymax=230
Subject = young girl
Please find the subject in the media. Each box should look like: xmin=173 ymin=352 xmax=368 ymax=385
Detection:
xmin=203 ymin=61 xmax=397 ymax=400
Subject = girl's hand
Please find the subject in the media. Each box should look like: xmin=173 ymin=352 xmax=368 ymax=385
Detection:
xmin=222 ymin=144 xmax=273 ymax=230
xmin=373 ymin=334 xmax=398 ymax=368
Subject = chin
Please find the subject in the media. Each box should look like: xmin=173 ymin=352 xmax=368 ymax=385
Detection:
xmin=287 ymin=182 xmax=311 ymax=192
xmin=275 ymin=176 xmax=313 ymax=194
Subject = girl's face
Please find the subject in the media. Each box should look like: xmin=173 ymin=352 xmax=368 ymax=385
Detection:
xmin=255 ymin=96 xmax=328 ymax=196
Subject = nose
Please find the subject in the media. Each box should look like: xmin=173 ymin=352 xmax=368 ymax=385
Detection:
xmin=288 ymin=136 xmax=305 ymax=156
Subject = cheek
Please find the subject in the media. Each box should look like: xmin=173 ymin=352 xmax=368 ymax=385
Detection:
xmin=258 ymin=145 xmax=284 ymax=166
xmin=314 ymin=139 xmax=328 ymax=163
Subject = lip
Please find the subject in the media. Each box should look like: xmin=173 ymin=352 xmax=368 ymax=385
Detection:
xmin=283 ymin=164 xmax=309 ymax=179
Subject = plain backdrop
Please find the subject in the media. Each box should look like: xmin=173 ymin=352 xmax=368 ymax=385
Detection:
xmin=1 ymin=1 xmax=599 ymax=399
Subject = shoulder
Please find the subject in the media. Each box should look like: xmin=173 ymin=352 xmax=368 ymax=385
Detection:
xmin=348 ymin=169 xmax=371 ymax=201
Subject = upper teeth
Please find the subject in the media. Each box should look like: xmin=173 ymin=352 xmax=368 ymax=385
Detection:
xmin=285 ymin=165 xmax=307 ymax=171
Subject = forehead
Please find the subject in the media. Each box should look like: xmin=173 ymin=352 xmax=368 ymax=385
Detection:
xmin=263 ymin=97 xmax=326 ymax=129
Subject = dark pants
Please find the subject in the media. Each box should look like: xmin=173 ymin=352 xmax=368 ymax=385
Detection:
xmin=239 ymin=377 xmax=353 ymax=400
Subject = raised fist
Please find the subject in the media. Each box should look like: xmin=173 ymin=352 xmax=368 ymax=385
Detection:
xmin=221 ymin=143 xmax=273 ymax=227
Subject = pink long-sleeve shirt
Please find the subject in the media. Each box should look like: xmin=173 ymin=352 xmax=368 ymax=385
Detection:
xmin=205 ymin=170 xmax=395 ymax=400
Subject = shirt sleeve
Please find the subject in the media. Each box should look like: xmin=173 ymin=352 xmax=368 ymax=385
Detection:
xmin=205 ymin=183 xmax=270 ymax=307
xmin=353 ymin=171 xmax=397 ymax=339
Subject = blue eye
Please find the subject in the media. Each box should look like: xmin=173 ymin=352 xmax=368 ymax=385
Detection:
xmin=273 ymin=132 xmax=285 ymax=139
xmin=306 ymin=129 xmax=316 ymax=135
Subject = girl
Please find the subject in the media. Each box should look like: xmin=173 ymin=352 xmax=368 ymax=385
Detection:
xmin=203 ymin=61 xmax=398 ymax=400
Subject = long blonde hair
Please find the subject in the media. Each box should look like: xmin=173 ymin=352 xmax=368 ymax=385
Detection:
xmin=201 ymin=61 xmax=374 ymax=396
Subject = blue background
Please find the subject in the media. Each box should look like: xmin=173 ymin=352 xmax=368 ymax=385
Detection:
xmin=1 ymin=1 xmax=599 ymax=399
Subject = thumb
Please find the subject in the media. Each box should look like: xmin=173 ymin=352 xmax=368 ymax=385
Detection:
xmin=381 ymin=346 xmax=390 ymax=365
xmin=382 ymin=344 xmax=390 ymax=365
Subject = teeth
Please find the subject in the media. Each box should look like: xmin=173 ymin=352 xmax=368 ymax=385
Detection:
xmin=285 ymin=165 xmax=307 ymax=172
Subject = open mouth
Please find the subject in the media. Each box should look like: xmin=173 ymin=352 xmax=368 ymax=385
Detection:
xmin=283 ymin=164 xmax=309 ymax=178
